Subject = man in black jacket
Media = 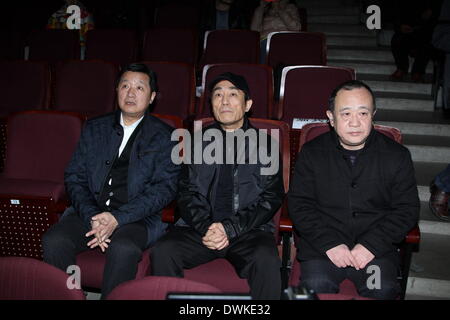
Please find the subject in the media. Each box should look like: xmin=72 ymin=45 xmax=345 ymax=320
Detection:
xmin=288 ymin=80 xmax=420 ymax=300
xmin=42 ymin=63 xmax=180 ymax=298
xmin=151 ymin=73 xmax=285 ymax=300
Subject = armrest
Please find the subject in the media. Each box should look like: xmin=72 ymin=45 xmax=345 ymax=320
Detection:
xmin=279 ymin=201 xmax=293 ymax=233
xmin=161 ymin=200 xmax=178 ymax=224
xmin=405 ymin=225 xmax=420 ymax=244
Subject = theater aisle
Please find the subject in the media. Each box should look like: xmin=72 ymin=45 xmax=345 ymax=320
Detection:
xmin=301 ymin=0 xmax=450 ymax=300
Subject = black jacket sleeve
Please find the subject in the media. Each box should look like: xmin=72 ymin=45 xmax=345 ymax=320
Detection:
xmin=221 ymin=163 xmax=285 ymax=240
xmin=288 ymin=148 xmax=346 ymax=254
xmin=357 ymin=149 xmax=420 ymax=257
xmin=177 ymin=163 xmax=214 ymax=236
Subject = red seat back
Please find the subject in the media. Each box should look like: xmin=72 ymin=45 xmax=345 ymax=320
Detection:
xmin=142 ymin=28 xmax=198 ymax=65
xmin=154 ymin=3 xmax=201 ymax=29
xmin=4 ymin=111 xmax=84 ymax=183
xmin=200 ymin=30 xmax=259 ymax=68
xmin=85 ymin=29 xmax=137 ymax=67
xmin=52 ymin=60 xmax=118 ymax=117
xmin=28 ymin=29 xmax=80 ymax=63
xmin=278 ymin=66 xmax=355 ymax=126
xmin=267 ymin=32 xmax=326 ymax=69
xmin=151 ymin=113 xmax=184 ymax=129
xmin=142 ymin=61 xmax=196 ymax=120
xmin=0 ymin=30 xmax=26 ymax=60
xmin=0 ymin=61 xmax=51 ymax=117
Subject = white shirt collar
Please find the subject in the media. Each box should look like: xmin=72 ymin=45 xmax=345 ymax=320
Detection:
xmin=120 ymin=113 xmax=144 ymax=129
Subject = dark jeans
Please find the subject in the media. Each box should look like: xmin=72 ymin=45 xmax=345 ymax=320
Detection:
xmin=391 ymin=31 xmax=433 ymax=74
xmin=42 ymin=210 xmax=148 ymax=298
xmin=435 ymin=164 xmax=450 ymax=193
xmin=299 ymin=257 xmax=401 ymax=300
xmin=151 ymin=227 xmax=282 ymax=300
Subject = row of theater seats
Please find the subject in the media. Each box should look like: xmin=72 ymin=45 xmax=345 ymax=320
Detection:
xmin=0 ymin=59 xmax=354 ymax=176
xmin=149 ymin=1 xmax=308 ymax=32
xmin=0 ymin=256 xmax=225 ymax=300
xmin=0 ymin=110 xmax=420 ymax=300
xmin=0 ymin=256 xmax=369 ymax=300
xmin=2 ymin=29 xmax=325 ymax=72
xmin=0 ymin=59 xmax=341 ymax=119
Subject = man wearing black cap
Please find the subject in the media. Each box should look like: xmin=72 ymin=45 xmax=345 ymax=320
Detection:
xmin=151 ymin=72 xmax=285 ymax=300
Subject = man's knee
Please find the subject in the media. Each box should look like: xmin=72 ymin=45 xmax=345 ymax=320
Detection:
xmin=151 ymin=238 xmax=178 ymax=261
xmin=358 ymin=281 xmax=400 ymax=300
xmin=106 ymin=239 xmax=142 ymax=261
xmin=251 ymin=245 xmax=280 ymax=269
xmin=42 ymin=224 xmax=71 ymax=252
xmin=300 ymin=276 xmax=340 ymax=294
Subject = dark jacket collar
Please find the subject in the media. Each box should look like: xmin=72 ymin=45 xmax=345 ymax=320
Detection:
xmin=210 ymin=115 xmax=253 ymax=132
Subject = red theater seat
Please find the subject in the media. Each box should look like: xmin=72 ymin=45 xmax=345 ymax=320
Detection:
xmin=107 ymin=276 xmax=222 ymax=300
xmin=0 ymin=257 xmax=85 ymax=300
xmin=0 ymin=111 xmax=84 ymax=259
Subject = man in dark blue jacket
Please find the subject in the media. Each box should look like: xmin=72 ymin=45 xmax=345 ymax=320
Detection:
xmin=42 ymin=63 xmax=180 ymax=298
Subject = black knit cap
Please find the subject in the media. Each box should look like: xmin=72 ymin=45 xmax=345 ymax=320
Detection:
xmin=209 ymin=72 xmax=251 ymax=100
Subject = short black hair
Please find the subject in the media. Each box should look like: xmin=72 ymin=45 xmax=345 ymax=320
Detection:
xmin=328 ymin=80 xmax=376 ymax=113
xmin=209 ymin=72 xmax=251 ymax=101
xmin=116 ymin=63 xmax=158 ymax=92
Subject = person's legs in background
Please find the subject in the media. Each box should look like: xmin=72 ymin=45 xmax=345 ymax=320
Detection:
xmin=390 ymin=32 xmax=413 ymax=81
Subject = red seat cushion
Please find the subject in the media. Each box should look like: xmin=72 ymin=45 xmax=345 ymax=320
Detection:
xmin=0 ymin=257 xmax=85 ymax=300
xmin=184 ymin=259 xmax=249 ymax=293
xmin=0 ymin=178 xmax=65 ymax=202
xmin=107 ymin=276 xmax=222 ymax=300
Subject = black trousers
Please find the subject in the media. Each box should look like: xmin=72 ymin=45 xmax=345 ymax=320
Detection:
xmin=42 ymin=210 xmax=148 ymax=298
xmin=391 ymin=31 xmax=433 ymax=74
xmin=151 ymin=227 xmax=282 ymax=300
xmin=299 ymin=256 xmax=401 ymax=300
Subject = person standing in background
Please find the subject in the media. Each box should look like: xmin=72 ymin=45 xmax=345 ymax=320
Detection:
xmin=47 ymin=0 xmax=94 ymax=47
xmin=250 ymin=0 xmax=301 ymax=63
